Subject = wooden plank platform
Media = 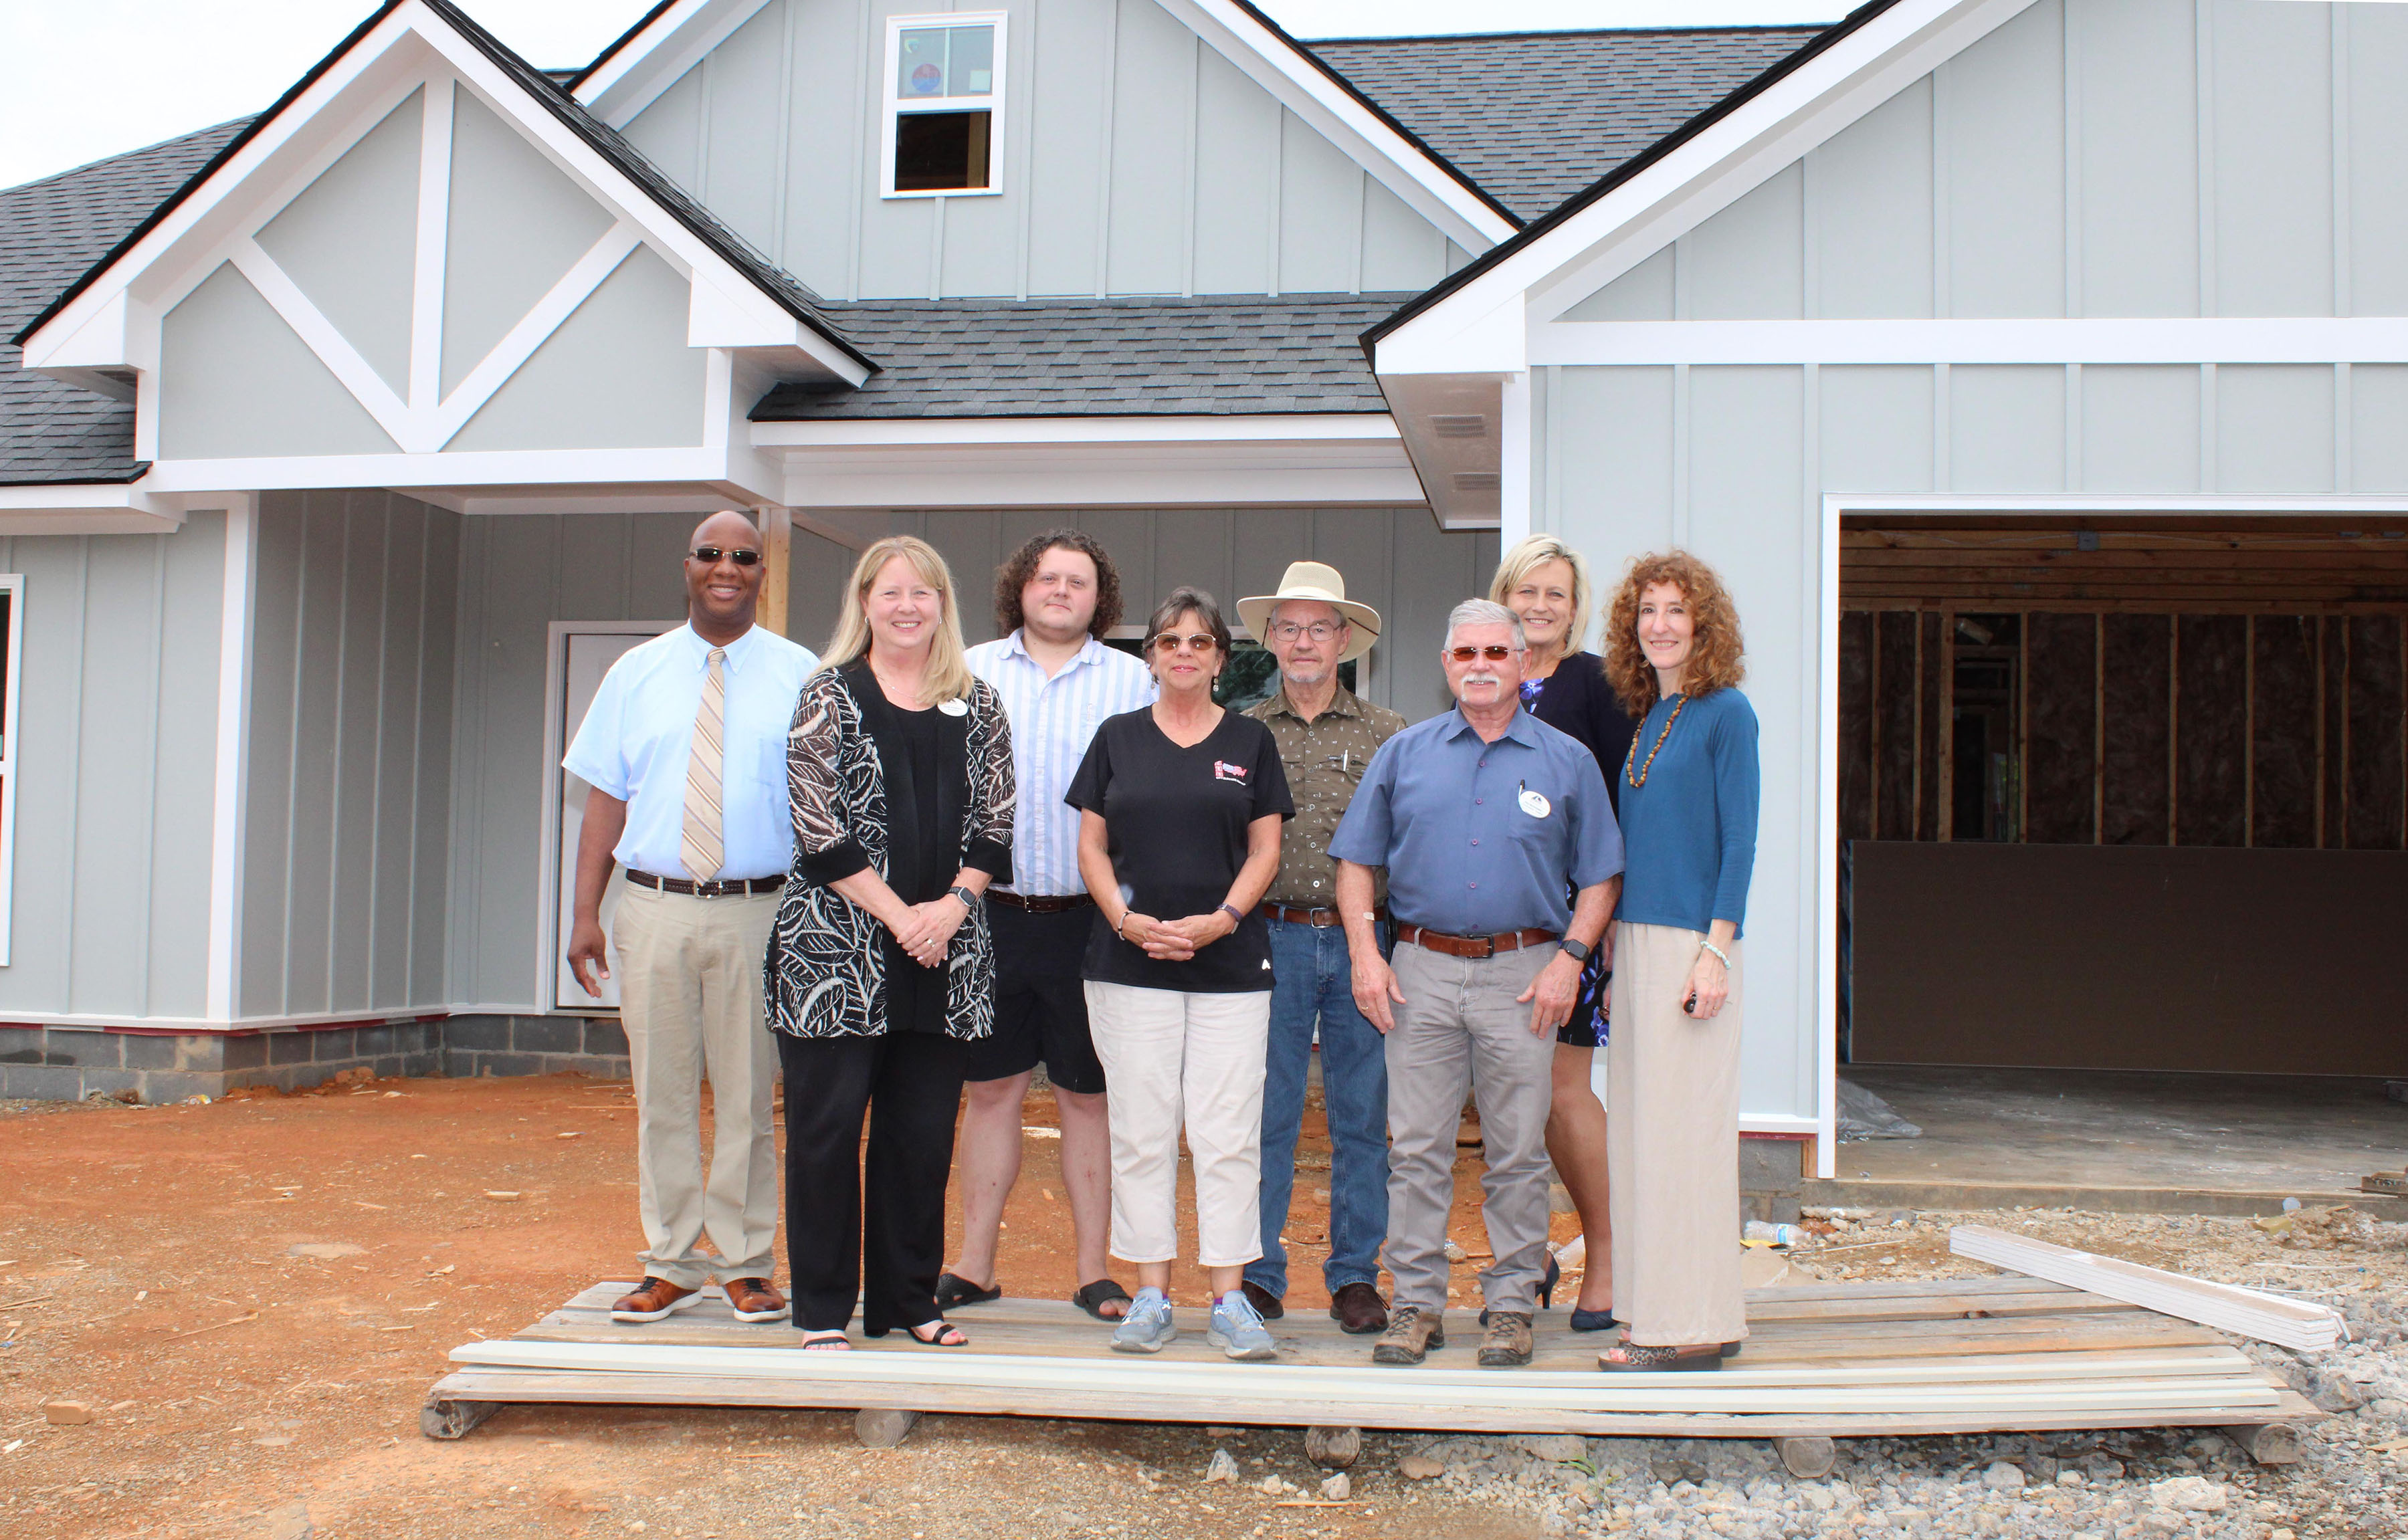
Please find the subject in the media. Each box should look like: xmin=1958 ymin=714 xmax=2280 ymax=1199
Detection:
xmin=426 ymin=1277 xmax=2317 ymax=1446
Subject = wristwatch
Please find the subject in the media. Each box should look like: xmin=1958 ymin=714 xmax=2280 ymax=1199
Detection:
xmin=949 ymin=885 xmax=981 ymax=912
xmin=1559 ymin=936 xmax=1593 ymax=963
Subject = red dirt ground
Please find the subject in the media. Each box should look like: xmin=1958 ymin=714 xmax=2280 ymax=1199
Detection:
xmin=1 ymin=1073 xmax=1553 ymax=1540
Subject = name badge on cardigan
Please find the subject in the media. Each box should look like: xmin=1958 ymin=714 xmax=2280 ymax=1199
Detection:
xmin=938 ymin=697 xmax=969 ymax=717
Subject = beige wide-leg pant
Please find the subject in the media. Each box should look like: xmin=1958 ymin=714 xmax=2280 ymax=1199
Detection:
xmin=612 ymin=883 xmax=781 ymax=1290
xmin=1607 ymin=921 xmax=1746 ymax=1347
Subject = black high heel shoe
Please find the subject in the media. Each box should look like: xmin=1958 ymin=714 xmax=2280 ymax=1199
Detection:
xmin=1480 ymin=1254 xmax=1560 ymax=1326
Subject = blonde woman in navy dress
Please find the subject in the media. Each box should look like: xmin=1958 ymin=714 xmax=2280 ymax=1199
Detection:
xmin=1595 ymin=551 xmax=1759 ymax=1372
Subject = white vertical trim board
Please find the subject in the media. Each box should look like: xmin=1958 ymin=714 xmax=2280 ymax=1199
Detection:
xmin=409 ymin=75 xmax=456 ymax=416
xmin=0 ymin=573 xmax=23 ymax=968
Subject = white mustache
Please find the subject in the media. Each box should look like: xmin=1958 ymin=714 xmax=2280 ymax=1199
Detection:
xmin=1461 ymin=671 xmax=1507 ymax=687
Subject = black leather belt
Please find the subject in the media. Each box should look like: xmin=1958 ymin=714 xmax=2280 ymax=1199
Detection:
xmin=626 ymin=869 xmax=783 ymax=897
xmin=988 ymin=891 xmax=1093 ymax=914
xmin=1257 ymin=902 xmax=1387 ymax=927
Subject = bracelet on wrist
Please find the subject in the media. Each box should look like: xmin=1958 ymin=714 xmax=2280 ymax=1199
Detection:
xmin=1116 ymin=910 xmax=1136 ymax=939
xmin=1699 ymin=939 xmax=1731 ymax=969
xmin=1217 ymin=902 xmax=1245 ymax=927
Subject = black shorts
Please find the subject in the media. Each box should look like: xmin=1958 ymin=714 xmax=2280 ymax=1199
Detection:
xmin=958 ymin=901 xmax=1108 ymax=1095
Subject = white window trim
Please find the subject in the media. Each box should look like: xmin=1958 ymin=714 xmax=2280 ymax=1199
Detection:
xmin=0 ymin=574 xmax=21 ymax=966
xmin=878 ymin=10 xmax=1009 ymax=201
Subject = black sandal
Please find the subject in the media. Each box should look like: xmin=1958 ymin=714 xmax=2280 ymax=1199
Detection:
xmin=934 ymin=1271 xmax=1001 ymax=1310
xmin=904 ymin=1319 xmax=967 ymax=1347
xmin=1071 ymin=1279 xmax=1132 ymax=1320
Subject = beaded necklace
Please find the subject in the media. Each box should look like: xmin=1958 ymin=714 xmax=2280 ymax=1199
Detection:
xmin=1624 ymin=693 xmax=1688 ymax=788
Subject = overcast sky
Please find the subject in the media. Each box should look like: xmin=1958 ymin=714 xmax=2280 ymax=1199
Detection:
xmin=0 ymin=0 xmax=1845 ymax=190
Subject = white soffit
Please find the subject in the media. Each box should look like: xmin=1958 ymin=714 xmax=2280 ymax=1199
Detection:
xmin=1370 ymin=0 xmax=2041 ymax=375
xmin=0 ymin=483 xmax=189 ymax=535
xmin=17 ymin=0 xmax=865 ymax=436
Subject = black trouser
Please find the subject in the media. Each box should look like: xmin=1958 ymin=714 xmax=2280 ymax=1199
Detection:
xmin=777 ymin=1030 xmax=968 ymax=1335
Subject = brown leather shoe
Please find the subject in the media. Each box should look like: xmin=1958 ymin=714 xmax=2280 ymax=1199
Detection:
xmin=609 ymin=1277 xmax=702 ymax=1323
xmin=1478 ymin=1309 xmax=1534 ymax=1368
xmin=1328 ymin=1281 xmax=1389 ymax=1335
xmin=1239 ymin=1281 xmax=1284 ymax=1321
xmin=723 ymin=1277 xmax=789 ymax=1323
xmin=1370 ymin=1303 xmax=1444 ymax=1365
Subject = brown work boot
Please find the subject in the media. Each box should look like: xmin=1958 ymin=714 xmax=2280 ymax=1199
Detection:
xmin=1370 ymin=1303 xmax=1444 ymax=1365
xmin=1239 ymin=1281 xmax=1285 ymax=1321
xmin=609 ymin=1277 xmax=701 ymax=1323
xmin=1328 ymin=1281 xmax=1389 ymax=1335
xmin=723 ymin=1277 xmax=789 ymax=1323
xmin=1478 ymin=1309 xmax=1534 ymax=1367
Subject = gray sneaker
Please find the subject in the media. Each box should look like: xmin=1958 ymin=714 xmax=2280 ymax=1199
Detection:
xmin=1208 ymin=1291 xmax=1278 ymax=1361
xmin=1110 ymin=1288 xmax=1177 ymax=1354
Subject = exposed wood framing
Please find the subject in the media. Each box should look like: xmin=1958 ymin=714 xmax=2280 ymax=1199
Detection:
xmin=2168 ymin=616 xmax=2181 ymax=847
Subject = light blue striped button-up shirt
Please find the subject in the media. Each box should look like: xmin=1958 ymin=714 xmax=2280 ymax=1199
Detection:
xmin=966 ymin=631 xmax=1157 ymax=897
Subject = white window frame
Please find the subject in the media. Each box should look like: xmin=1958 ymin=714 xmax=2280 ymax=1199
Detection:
xmin=879 ymin=9 xmax=1009 ymax=200
xmin=0 ymin=575 xmax=20 ymax=966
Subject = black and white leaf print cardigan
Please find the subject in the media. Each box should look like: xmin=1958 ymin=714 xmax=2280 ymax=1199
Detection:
xmin=764 ymin=661 xmax=1015 ymax=1040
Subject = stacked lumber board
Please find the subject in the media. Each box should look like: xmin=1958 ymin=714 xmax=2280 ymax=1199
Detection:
xmin=1950 ymin=1225 xmax=2344 ymax=1352
xmin=427 ymin=1277 xmax=2316 ymax=1442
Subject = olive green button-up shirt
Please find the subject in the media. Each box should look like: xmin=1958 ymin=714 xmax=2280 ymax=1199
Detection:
xmin=1246 ymin=683 xmax=1407 ymax=909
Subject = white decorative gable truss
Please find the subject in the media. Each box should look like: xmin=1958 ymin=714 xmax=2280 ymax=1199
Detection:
xmin=15 ymin=0 xmax=868 ymax=504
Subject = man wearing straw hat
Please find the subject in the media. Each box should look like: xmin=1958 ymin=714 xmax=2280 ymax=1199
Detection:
xmin=1233 ymin=562 xmax=1405 ymax=1337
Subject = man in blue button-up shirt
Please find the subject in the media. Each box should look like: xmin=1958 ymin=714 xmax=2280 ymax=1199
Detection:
xmin=1330 ymin=598 xmax=1622 ymax=1370
xmin=562 ymin=510 xmax=817 ymax=1329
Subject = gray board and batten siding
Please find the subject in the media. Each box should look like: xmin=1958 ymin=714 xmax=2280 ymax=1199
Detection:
xmin=0 ymin=516 xmax=226 ymax=1024
xmin=1526 ymin=0 xmax=2408 ymax=1129
xmin=615 ymin=0 xmax=1473 ymax=302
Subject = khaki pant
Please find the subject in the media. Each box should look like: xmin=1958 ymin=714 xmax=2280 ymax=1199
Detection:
xmin=1084 ymin=982 xmax=1271 ymax=1268
xmin=1607 ymin=921 xmax=1746 ymax=1347
xmin=612 ymin=883 xmax=781 ymax=1289
xmin=1383 ymin=941 xmax=1557 ymax=1314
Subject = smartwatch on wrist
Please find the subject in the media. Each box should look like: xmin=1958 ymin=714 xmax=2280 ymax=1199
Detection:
xmin=1560 ymin=936 xmax=1593 ymax=963
xmin=949 ymin=885 xmax=981 ymax=913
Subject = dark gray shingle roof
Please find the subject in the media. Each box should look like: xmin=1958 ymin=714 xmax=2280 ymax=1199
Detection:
xmin=1306 ymin=27 xmax=1827 ymax=221
xmin=751 ymin=295 xmax=1411 ymax=420
xmin=0 ymin=120 xmax=249 ymax=485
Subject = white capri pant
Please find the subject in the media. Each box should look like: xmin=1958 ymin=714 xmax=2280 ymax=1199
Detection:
xmin=1083 ymin=981 xmax=1272 ymax=1269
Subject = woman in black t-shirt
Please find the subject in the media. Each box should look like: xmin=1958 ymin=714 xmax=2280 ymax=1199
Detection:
xmin=1068 ymin=587 xmax=1292 ymax=1361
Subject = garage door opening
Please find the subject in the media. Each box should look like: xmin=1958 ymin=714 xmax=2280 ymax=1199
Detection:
xmin=1833 ymin=516 xmax=2408 ymax=1080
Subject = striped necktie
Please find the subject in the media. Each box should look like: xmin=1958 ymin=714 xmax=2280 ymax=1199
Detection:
xmin=680 ymin=647 xmax=728 ymax=881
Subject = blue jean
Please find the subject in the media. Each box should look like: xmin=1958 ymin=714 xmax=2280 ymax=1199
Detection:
xmin=1247 ymin=917 xmax=1391 ymax=1299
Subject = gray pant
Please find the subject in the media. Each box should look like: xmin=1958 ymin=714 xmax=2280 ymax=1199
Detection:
xmin=1383 ymin=940 xmax=1558 ymax=1314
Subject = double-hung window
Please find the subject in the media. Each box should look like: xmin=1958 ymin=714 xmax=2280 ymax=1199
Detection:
xmin=881 ymin=11 xmax=1007 ymax=198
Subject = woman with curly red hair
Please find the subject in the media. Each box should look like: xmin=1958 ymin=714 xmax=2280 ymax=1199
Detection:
xmin=1595 ymin=550 xmax=1759 ymax=1372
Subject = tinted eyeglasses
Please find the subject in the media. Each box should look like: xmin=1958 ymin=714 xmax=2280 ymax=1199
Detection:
xmin=1445 ymin=644 xmax=1517 ymax=663
xmin=689 ymin=546 xmax=764 ymax=566
xmin=1151 ymin=633 xmax=1221 ymax=654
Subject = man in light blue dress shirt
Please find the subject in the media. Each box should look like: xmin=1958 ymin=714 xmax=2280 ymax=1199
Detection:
xmin=563 ymin=510 xmax=817 ymax=1327
xmin=944 ymin=530 xmax=1155 ymax=1320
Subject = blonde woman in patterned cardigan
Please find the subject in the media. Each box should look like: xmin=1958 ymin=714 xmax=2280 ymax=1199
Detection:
xmin=765 ymin=536 xmax=1014 ymax=1351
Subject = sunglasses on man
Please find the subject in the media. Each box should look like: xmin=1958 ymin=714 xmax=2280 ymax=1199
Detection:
xmin=689 ymin=546 xmax=764 ymax=566
xmin=1445 ymin=644 xmax=1518 ymax=663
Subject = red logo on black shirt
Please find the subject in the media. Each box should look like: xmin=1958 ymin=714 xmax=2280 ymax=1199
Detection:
xmin=1213 ymin=760 xmax=1249 ymax=783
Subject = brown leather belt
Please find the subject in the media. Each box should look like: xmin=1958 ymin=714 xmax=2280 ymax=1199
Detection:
xmin=1256 ymin=902 xmax=1385 ymax=928
xmin=626 ymin=869 xmax=783 ymax=898
xmin=1395 ymin=923 xmax=1559 ymax=960
xmin=988 ymin=891 xmax=1093 ymax=914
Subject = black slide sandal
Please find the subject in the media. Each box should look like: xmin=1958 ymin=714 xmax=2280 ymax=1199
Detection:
xmin=934 ymin=1272 xmax=1001 ymax=1310
xmin=1072 ymin=1279 xmax=1133 ymax=1320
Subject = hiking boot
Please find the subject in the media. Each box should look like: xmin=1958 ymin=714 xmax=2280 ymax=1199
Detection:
xmin=1209 ymin=1291 xmax=1279 ymax=1361
xmin=1478 ymin=1309 xmax=1534 ymax=1367
xmin=1110 ymin=1288 xmax=1178 ymax=1354
xmin=1370 ymin=1303 xmax=1444 ymax=1365
xmin=1328 ymin=1281 xmax=1388 ymax=1335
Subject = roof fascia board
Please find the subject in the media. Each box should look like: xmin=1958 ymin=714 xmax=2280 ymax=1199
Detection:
xmin=1367 ymin=0 xmax=2033 ymax=368
xmin=140 ymin=445 xmax=745 ymax=494
xmin=571 ymin=0 xmax=771 ymax=127
xmin=1528 ymin=316 xmax=2408 ymax=367
xmin=781 ymin=461 xmax=1427 ymax=512
xmin=0 ymin=483 xmax=187 ymax=534
xmin=1153 ymin=0 xmax=1519 ymax=251
xmin=750 ymin=413 xmax=1403 ymax=447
